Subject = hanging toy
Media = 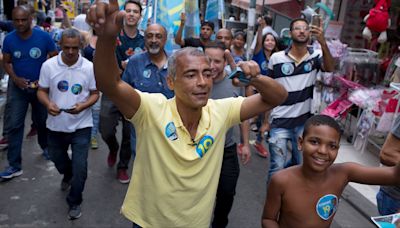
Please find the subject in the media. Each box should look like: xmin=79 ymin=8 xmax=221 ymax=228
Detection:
xmin=362 ymin=0 xmax=391 ymax=44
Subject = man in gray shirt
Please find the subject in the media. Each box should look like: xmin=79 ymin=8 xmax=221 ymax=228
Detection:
xmin=205 ymin=41 xmax=251 ymax=227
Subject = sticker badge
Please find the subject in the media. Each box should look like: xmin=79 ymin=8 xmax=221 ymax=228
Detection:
xmin=304 ymin=62 xmax=312 ymax=72
xmin=57 ymin=80 xmax=69 ymax=92
xmin=281 ymin=63 xmax=294 ymax=75
xmin=195 ymin=135 xmax=214 ymax=158
xmin=134 ymin=47 xmax=143 ymax=54
xmin=316 ymin=194 xmax=338 ymax=220
xmin=165 ymin=122 xmax=178 ymax=141
xmin=71 ymin=84 xmax=83 ymax=95
xmin=13 ymin=51 xmax=21 ymax=58
xmin=29 ymin=47 xmax=42 ymax=59
xmin=143 ymin=69 xmax=151 ymax=78
xmin=261 ymin=61 xmax=268 ymax=71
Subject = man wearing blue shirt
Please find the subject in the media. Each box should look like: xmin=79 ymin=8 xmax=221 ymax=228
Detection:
xmin=0 ymin=5 xmax=57 ymax=179
xmin=122 ymin=23 xmax=174 ymax=160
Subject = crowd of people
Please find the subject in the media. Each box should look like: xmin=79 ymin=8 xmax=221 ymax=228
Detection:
xmin=0 ymin=0 xmax=399 ymax=227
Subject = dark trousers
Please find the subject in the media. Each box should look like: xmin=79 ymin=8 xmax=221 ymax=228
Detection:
xmin=99 ymin=95 xmax=131 ymax=170
xmin=48 ymin=127 xmax=91 ymax=207
xmin=7 ymin=81 xmax=47 ymax=169
xmin=212 ymin=144 xmax=240 ymax=228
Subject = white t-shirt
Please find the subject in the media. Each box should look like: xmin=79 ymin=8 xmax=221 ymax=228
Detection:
xmin=73 ymin=14 xmax=91 ymax=32
xmin=39 ymin=53 xmax=96 ymax=132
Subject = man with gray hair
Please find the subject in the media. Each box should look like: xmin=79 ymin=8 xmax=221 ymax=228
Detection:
xmin=37 ymin=28 xmax=99 ymax=220
xmin=87 ymin=0 xmax=287 ymax=225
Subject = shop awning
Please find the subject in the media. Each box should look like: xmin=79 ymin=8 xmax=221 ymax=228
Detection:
xmin=231 ymin=0 xmax=292 ymax=13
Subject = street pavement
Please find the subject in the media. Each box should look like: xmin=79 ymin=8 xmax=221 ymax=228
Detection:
xmin=0 ymin=115 xmax=378 ymax=227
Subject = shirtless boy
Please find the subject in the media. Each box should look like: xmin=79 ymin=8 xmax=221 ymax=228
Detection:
xmin=262 ymin=115 xmax=400 ymax=228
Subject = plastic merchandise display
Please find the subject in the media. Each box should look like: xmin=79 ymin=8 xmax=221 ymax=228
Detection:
xmin=341 ymin=48 xmax=381 ymax=86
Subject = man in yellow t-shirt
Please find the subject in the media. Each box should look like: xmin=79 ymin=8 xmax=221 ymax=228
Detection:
xmin=86 ymin=0 xmax=288 ymax=226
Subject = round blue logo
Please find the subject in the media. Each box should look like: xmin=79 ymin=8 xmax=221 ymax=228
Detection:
xmin=57 ymin=80 xmax=69 ymax=92
xmin=281 ymin=63 xmax=294 ymax=75
xmin=29 ymin=47 xmax=42 ymax=59
xmin=134 ymin=47 xmax=143 ymax=54
xmin=71 ymin=84 xmax=82 ymax=95
xmin=143 ymin=69 xmax=151 ymax=78
xmin=304 ymin=62 xmax=312 ymax=72
xmin=13 ymin=51 xmax=21 ymax=58
xmin=261 ymin=61 xmax=268 ymax=71
xmin=165 ymin=122 xmax=178 ymax=141
xmin=316 ymin=194 xmax=338 ymax=220
xmin=196 ymin=135 xmax=215 ymax=158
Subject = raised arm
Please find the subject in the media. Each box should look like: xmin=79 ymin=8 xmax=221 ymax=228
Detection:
xmin=174 ymin=12 xmax=186 ymax=47
xmin=343 ymin=162 xmax=400 ymax=186
xmin=311 ymin=24 xmax=334 ymax=72
xmin=233 ymin=59 xmax=287 ymax=121
xmin=86 ymin=0 xmax=140 ymax=119
xmin=254 ymin=17 xmax=265 ymax=55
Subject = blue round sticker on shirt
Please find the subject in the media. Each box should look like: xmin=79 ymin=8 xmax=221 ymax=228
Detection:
xmin=71 ymin=84 xmax=83 ymax=95
xmin=196 ymin=135 xmax=215 ymax=158
xmin=13 ymin=51 xmax=21 ymax=58
xmin=29 ymin=47 xmax=42 ymax=59
xmin=57 ymin=80 xmax=69 ymax=92
xmin=165 ymin=122 xmax=178 ymax=141
xmin=143 ymin=69 xmax=151 ymax=78
xmin=304 ymin=62 xmax=312 ymax=72
xmin=281 ymin=63 xmax=294 ymax=75
xmin=261 ymin=61 xmax=268 ymax=71
xmin=316 ymin=194 xmax=338 ymax=220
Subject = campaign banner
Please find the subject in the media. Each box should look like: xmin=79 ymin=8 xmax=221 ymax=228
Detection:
xmin=371 ymin=213 xmax=400 ymax=228
xmin=184 ymin=0 xmax=200 ymax=39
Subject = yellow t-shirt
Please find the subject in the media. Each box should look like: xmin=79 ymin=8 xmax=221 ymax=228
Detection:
xmin=121 ymin=91 xmax=244 ymax=228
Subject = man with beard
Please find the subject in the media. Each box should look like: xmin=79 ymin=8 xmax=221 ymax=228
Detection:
xmin=122 ymin=23 xmax=174 ymax=160
xmin=99 ymin=0 xmax=144 ymax=184
xmin=175 ymin=12 xmax=214 ymax=50
xmin=266 ymin=18 xmax=334 ymax=179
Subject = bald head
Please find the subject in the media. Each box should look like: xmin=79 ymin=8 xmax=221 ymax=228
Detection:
xmin=216 ymin=28 xmax=233 ymax=49
xmin=12 ymin=6 xmax=33 ymax=34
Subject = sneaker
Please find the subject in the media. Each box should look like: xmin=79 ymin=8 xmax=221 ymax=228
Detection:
xmin=91 ymin=137 xmax=98 ymax=149
xmin=42 ymin=148 xmax=50 ymax=160
xmin=26 ymin=127 xmax=37 ymax=138
xmin=68 ymin=205 xmax=82 ymax=220
xmin=0 ymin=166 xmax=23 ymax=179
xmin=254 ymin=142 xmax=269 ymax=158
xmin=61 ymin=176 xmax=72 ymax=191
xmin=107 ymin=151 xmax=117 ymax=167
xmin=117 ymin=169 xmax=130 ymax=184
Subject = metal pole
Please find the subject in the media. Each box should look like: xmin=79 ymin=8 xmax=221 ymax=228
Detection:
xmin=246 ymin=0 xmax=256 ymax=60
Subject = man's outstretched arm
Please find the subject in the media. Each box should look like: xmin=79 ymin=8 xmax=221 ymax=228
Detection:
xmin=87 ymin=0 xmax=140 ymax=119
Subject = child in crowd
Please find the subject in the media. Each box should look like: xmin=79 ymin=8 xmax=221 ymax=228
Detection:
xmin=262 ymin=115 xmax=400 ymax=228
